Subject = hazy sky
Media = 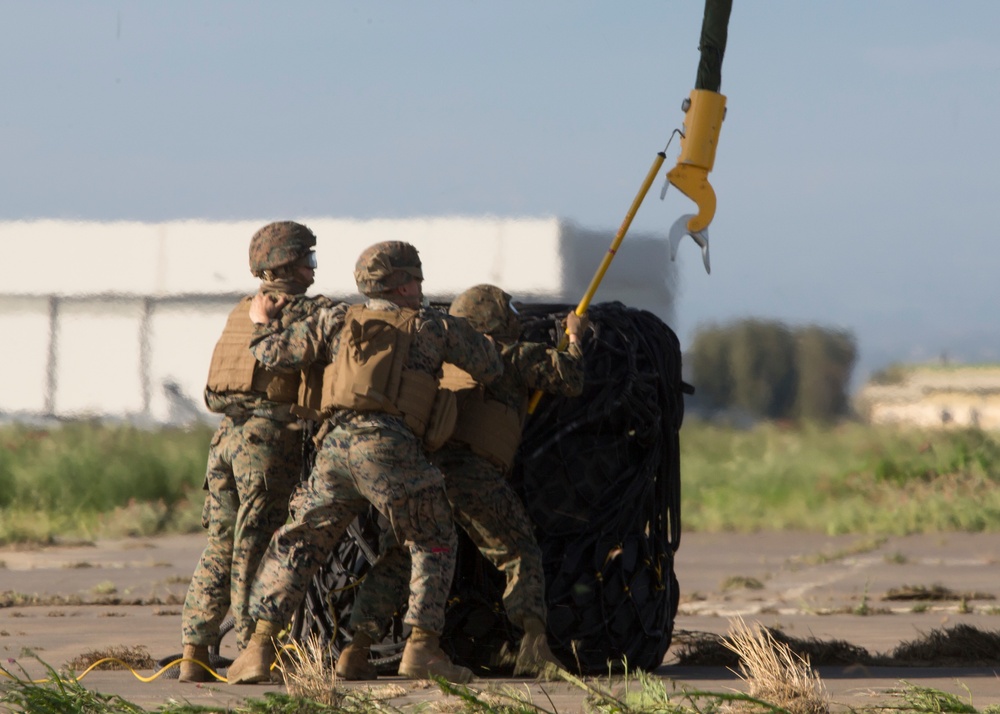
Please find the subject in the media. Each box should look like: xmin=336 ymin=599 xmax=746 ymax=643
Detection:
xmin=3 ymin=1 xmax=999 ymax=383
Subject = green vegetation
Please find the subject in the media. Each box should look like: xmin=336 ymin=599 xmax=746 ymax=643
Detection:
xmin=6 ymin=654 xmax=1000 ymax=714
xmin=2 ymin=419 xmax=1000 ymax=544
xmin=0 ymin=422 xmax=212 ymax=545
xmin=688 ymin=319 xmax=857 ymax=421
xmin=721 ymin=575 xmax=765 ymax=591
xmin=681 ymin=420 xmax=1000 ymax=534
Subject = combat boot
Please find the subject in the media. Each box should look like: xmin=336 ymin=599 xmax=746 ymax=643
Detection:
xmin=514 ymin=618 xmax=563 ymax=679
xmin=335 ymin=631 xmax=378 ymax=680
xmin=398 ymin=626 xmax=473 ymax=683
xmin=177 ymin=644 xmax=213 ymax=683
xmin=226 ymin=620 xmax=280 ymax=684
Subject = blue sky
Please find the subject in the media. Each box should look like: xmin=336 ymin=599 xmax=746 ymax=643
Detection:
xmin=3 ymin=1 xmax=999 ymax=385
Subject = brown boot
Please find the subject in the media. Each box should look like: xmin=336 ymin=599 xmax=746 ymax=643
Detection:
xmin=226 ymin=620 xmax=280 ymax=685
xmin=178 ymin=644 xmax=213 ymax=683
xmin=398 ymin=626 xmax=473 ymax=683
xmin=335 ymin=631 xmax=377 ymax=680
xmin=514 ymin=618 xmax=563 ymax=679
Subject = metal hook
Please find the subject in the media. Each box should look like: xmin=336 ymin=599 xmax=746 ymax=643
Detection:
xmin=668 ymin=213 xmax=711 ymax=274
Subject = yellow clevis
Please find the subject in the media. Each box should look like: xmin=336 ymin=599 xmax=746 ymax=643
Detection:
xmin=666 ymin=89 xmax=726 ymax=235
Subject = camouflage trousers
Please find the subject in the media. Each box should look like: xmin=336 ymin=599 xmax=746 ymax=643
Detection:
xmin=181 ymin=414 xmax=301 ymax=650
xmin=249 ymin=421 xmax=458 ymax=635
xmin=350 ymin=445 xmax=546 ymax=642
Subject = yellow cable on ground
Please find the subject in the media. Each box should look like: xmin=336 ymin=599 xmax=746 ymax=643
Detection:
xmin=1 ymin=656 xmax=224 ymax=684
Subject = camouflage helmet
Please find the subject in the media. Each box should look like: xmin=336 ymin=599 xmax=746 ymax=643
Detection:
xmin=353 ymin=241 xmax=423 ymax=296
xmin=449 ymin=284 xmax=521 ymax=340
xmin=248 ymin=221 xmax=317 ymax=277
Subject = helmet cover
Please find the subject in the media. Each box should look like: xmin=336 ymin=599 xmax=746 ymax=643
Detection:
xmin=354 ymin=241 xmax=423 ymax=296
xmin=249 ymin=221 xmax=317 ymax=277
xmin=449 ymin=283 xmax=521 ymax=340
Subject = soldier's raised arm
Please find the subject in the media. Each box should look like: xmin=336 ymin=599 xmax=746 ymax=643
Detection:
xmin=512 ymin=311 xmax=588 ymax=397
xmin=437 ymin=313 xmax=503 ymax=385
xmin=249 ymin=297 xmax=349 ymax=372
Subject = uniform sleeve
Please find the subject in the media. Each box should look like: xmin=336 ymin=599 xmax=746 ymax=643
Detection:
xmin=509 ymin=341 xmax=585 ymax=397
xmin=440 ymin=314 xmax=504 ymax=385
xmin=249 ymin=300 xmax=349 ymax=371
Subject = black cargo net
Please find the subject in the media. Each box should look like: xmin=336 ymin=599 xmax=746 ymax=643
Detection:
xmin=291 ymin=301 xmax=685 ymax=675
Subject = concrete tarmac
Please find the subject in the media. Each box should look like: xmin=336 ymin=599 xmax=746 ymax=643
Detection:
xmin=2 ymin=531 xmax=999 ymax=712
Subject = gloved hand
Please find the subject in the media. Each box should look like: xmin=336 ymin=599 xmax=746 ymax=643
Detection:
xmin=565 ymin=311 xmax=589 ymax=339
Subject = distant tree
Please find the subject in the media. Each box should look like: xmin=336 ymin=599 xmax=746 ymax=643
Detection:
xmin=728 ymin=319 xmax=797 ymax=418
xmin=688 ymin=319 xmax=856 ymax=421
xmin=794 ymin=325 xmax=857 ymax=421
xmin=688 ymin=324 xmax=733 ymax=409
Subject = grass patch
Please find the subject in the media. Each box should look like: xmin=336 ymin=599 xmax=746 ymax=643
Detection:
xmin=675 ymin=623 xmax=1000 ymax=670
xmin=92 ymin=581 xmax=117 ymax=596
xmin=0 ymin=659 xmax=150 ymax=713
xmin=888 ymin=624 xmax=1000 ymax=666
xmin=273 ymin=633 xmax=407 ymax=710
xmin=722 ymin=617 xmax=830 ymax=714
xmin=681 ymin=421 xmax=1000 ymax=534
xmin=0 ymin=592 xmax=85 ymax=607
xmin=674 ymin=628 xmax=878 ymax=668
xmin=5 ymin=421 xmax=1000 ymax=543
xmin=0 ymin=422 xmax=211 ymax=546
xmin=5 ymin=642 xmax=1000 ymax=714
xmin=883 ymin=584 xmax=996 ymax=602
xmin=0 ymin=591 xmax=182 ymax=608
xmin=66 ymin=645 xmax=156 ymax=672
xmin=722 ymin=575 xmax=765 ymax=591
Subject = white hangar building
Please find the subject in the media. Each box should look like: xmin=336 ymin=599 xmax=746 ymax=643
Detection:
xmin=0 ymin=217 xmax=677 ymax=425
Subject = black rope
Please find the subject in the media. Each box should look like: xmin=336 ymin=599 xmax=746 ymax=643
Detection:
xmin=510 ymin=302 xmax=684 ymax=672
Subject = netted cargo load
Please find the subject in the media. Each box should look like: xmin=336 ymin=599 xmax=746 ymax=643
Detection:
xmin=290 ymin=301 xmax=686 ymax=675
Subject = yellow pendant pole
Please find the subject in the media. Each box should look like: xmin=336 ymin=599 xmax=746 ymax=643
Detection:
xmin=527 ymin=150 xmax=666 ymax=414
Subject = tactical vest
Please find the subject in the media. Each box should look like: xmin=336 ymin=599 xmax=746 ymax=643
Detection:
xmin=290 ymin=362 xmax=326 ymax=422
xmin=205 ymin=297 xmax=300 ymax=404
xmin=323 ymin=304 xmax=449 ymax=442
xmin=439 ymin=363 xmax=525 ymax=470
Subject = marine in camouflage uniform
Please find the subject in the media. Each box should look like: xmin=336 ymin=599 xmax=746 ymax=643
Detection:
xmin=338 ymin=283 xmax=587 ymax=680
xmin=225 ymin=242 xmax=503 ymax=686
xmin=178 ymin=221 xmax=339 ymax=683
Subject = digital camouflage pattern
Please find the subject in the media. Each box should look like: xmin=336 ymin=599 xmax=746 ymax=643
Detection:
xmin=181 ymin=414 xmax=301 ymax=649
xmin=248 ymin=298 xmax=349 ymax=373
xmin=353 ymin=241 xmax=423 ymax=296
xmin=204 ymin=294 xmax=343 ymax=416
xmin=183 ymin=292 xmax=334 ymax=651
xmin=448 ymin=283 xmax=521 ymax=341
xmin=433 ymin=443 xmax=552 ymax=626
xmin=248 ymin=221 xmax=317 ymax=277
xmin=252 ymin=298 xmax=501 ymax=379
xmin=350 ymin=446 xmax=546 ymax=641
xmin=485 ymin=339 xmax=584 ymax=411
xmin=250 ymin=422 xmax=457 ymax=633
xmin=348 ymin=327 xmax=585 ymax=638
xmin=246 ymin=296 xmax=503 ymax=636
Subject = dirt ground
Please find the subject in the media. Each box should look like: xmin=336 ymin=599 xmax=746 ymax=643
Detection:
xmin=2 ymin=531 xmax=1000 ymax=712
